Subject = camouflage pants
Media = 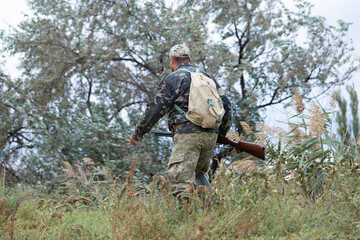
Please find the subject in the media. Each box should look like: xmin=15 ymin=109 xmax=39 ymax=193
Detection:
xmin=166 ymin=132 xmax=217 ymax=199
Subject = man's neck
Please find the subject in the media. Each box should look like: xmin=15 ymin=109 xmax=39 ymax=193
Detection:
xmin=174 ymin=61 xmax=191 ymax=71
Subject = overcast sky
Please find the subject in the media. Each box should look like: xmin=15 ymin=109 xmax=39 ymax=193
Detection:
xmin=0 ymin=0 xmax=359 ymax=124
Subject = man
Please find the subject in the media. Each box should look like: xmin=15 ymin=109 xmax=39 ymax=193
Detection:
xmin=130 ymin=44 xmax=232 ymax=201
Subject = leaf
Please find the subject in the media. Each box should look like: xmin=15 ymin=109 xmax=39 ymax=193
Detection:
xmin=308 ymin=171 xmax=325 ymax=193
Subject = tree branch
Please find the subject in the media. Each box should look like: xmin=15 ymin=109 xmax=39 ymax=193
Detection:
xmin=108 ymin=100 xmax=147 ymax=122
xmin=256 ymin=92 xmax=292 ymax=109
xmin=85 ymin=76 xmax=93 ymax=116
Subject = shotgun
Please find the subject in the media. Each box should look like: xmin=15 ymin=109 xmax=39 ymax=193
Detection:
xmin=153 ymin=131 xmax=265 ymax=160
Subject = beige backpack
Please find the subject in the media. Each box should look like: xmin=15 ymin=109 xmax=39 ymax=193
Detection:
xmin=174 ymin=68 xmax=225 ymax=129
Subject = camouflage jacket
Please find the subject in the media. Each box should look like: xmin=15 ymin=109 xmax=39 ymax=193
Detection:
xmin=132 ymin=62 xmax=232 ymax=141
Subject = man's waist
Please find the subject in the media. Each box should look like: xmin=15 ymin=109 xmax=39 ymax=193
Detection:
xmin=170 ymin=122 xmax=218 ymax=134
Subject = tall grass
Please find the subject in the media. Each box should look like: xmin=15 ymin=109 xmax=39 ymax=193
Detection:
xmin=0 ymin=157 xmax=358 ymax=239
xmin=0 ymin=102 xmax=359 ymax=239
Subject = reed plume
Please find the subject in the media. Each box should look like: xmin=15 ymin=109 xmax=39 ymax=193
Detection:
xmin=309 ymin=102 xmax=326 ymax=137
xmin=240 ymin=121 xmax=253 ymax=135
xmin=292 ymin=90 xmax=305 ymax=113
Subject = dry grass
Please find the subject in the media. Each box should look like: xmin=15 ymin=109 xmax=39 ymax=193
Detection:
xmin=0 ymin=197 xmax=18 ymax=239
xmin=63 ymin=161 xmax=75 ymax=178
xmin=230 ymin=158 xmax=257 ymax=174
xmin=292 ymin=90 xmax=305 ymax=113
xmin=256 ymin=122 xmax=286 ymax=143
xmin=0 ymin=123 xmax=359 ymax=239
xmin=226 ymin=130 xmax=242 ymax=142
xmin=240 ymin=121 xmax=253 ymax=135
xmin=329 ymin=92 xmax=337 ymax=108
xmin=0 ymin=164 xmax=358 ymax=239
xmin=309 ymin=102 xmax=326 ymax=138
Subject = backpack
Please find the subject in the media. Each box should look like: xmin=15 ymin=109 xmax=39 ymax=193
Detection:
xmin=174 ymin=68 xmax=225 ymax=129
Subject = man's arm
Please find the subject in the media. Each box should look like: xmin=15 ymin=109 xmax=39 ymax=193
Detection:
xmin=131 ymin=76 xmax=181 ymax=142
xmin=218 ymin=94 xmax=232 ymax=138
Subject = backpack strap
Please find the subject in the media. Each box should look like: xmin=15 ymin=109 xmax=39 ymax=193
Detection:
xmin=173 ymin=67 xmax=194 ymax=118
xmin=174 ymin=104 xmax=187 ymax=118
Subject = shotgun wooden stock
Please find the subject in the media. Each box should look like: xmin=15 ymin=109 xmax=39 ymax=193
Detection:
xmin=153 ymin=131 xmax=266 ymax=160
xmin=217 ymin=136 xmax=265 ymax=160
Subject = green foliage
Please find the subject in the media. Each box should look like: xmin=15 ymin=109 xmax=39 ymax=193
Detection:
xmin=264 ymin=102 xmax=360 ymax=199
xmin=0 ymin=1 xmax=359 ymax=238
xmin=0 ymin=0 xmax=358 ymax=184
xmin=0 ymin=152 xmax=359 ymax=239
xmin=334 ymin=84 xmax=360 ymax=144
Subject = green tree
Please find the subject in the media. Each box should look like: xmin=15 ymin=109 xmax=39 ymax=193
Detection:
xmin=334 ymin=84 xmax=359 ymax=144
xmin=197 ymin=0 xmax=358 ymax=132
xmin=0 ymin=0 xmax=206 ymax=182
xmin=0 ymin=67 xmax=31 ymax=173
xmin=0 ymin=0 xmax=358 ymax=182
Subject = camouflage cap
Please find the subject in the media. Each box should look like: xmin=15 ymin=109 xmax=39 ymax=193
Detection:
xmin=170 ymin=44 xmax=191 ymax=58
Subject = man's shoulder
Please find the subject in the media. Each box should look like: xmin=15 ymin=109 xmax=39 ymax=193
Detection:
xmin=198 ymin=69 xmax=215 ymax=80
xmin=164 ymin=69 xmax=190 ymax=83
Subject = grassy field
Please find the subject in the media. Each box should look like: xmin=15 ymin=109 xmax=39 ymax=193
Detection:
xmin=1 ymin=104 xmax=360 ymax=239
xmin=0 ymin=155 xmax=359 ymax=239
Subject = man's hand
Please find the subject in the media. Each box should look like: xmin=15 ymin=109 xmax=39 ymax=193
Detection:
xmin=130 ymin=135 xmax=138 ymax=146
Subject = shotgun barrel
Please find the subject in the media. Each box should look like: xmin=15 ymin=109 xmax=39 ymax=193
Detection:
xmin=153 ymin=131 xmax=173 ymax=137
